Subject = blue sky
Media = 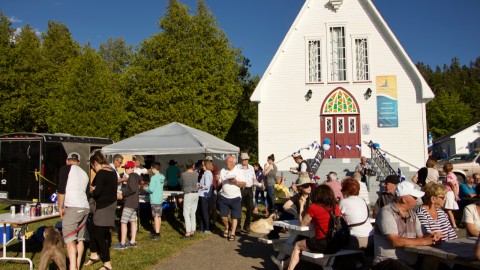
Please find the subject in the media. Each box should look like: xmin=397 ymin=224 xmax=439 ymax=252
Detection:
xmin=1 ymin=0 xmax=479 ymax=76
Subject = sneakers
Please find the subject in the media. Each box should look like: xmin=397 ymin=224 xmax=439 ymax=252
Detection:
xmin=150 ymin=233 xmax=161 ymax=240
xmin=113 ymin=243 xmax=126 ymax=250
xmin=126 ymin=242 xmax=137 ymax=248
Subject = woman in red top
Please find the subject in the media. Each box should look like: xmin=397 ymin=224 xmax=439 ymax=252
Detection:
xmin=287 ymin=184 xmax=340 ymax=270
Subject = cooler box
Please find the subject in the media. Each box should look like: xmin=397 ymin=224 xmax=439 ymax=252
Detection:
xmin=0 ymin=224 xmax=13 ymax=243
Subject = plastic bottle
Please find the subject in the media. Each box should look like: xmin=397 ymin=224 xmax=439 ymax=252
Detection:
xmin=35 ymin=202 xmax=41 ymax=217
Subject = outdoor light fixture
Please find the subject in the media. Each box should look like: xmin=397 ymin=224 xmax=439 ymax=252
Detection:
xmin=305 ymin=89 xmax=313 ymax=101
xmin=364 ymin=88 xmax=372 ymax=100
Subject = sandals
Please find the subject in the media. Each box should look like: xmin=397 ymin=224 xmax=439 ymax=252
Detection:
xmin=223 ymin=230 xmax=229 ymax=238
xmin=84 ymin=256 xmax=101 ymax=266
xmin=228 ymin=234 xmax=236 ymax=241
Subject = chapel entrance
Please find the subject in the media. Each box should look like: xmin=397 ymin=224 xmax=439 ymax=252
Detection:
xmin=320 ymin=87 xmax=361 ymax=158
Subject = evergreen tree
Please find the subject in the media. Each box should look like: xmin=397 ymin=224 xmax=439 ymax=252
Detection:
xmin=47 ymin=46 xmax=125 ymax=140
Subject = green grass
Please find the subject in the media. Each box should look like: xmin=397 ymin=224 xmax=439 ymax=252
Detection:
xmin=0 ymin=202 xmax=210 ymax=270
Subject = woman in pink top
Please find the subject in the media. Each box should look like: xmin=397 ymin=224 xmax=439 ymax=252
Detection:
xmin=443 ymin=162 xmax=460 ymax=229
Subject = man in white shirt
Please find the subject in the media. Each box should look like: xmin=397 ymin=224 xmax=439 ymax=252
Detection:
xmin=109 ymin=154 xmax=128 ymax=191
xmin=236 ymin=153 xmax=255 ymax=233
xmin=219 ymin=155 xmax=246 ymax=241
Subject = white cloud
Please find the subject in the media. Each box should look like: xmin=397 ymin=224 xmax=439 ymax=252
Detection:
xmin=8 ymin=16 xmax=22 ymax=24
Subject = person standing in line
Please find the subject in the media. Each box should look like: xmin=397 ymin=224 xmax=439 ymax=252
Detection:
xmin=143 ymin=162 xmax=165 ymax=240
xmin=180 ymin=160 xmax=199 ymax=238
xmin=219 ymin=155 xmax=246 ymax=241
xmin=253 ymin=163 xmax=267 ymax=214
xmin=198 ymin=160 xmax=213 ymax=234
xmin=58 ymin=152 xmax=90 ymax=270
xmin=263 ymin=154 xmax=277 ymax=215
xmin=109 ymin=154 xmax=128 ymax=193
xmin=114 ymin=161 xmax=141 ymax=249
xmin=88 ymin=151 xmax=117 ymax=270
xmin=237 ymin=153 xmax=255 ymax=233
xmin=166 ymin=159 xmax=181 ymax=191
xmin=205 ymin=156 xmax=219 ymax=231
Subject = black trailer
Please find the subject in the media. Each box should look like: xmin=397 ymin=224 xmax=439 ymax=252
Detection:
xmin=0 ymin=133 xmax=113 ymax=202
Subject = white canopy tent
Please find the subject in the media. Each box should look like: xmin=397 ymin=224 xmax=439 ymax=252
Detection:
xmin=102 ymin=122 xmax=239 ymax=156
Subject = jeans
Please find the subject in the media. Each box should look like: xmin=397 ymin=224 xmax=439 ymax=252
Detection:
xmin=265 ymin=184 xmax=275 ymax=213
xmin=254 ymin=188 xmax=268 ymax=209
xmin=199 ymin=196 xmax=210 ymax=231
xmin=183 ymin=193 xmax=199 ymax=233
xmin=239 ymin=187 xmax=253 ymax=229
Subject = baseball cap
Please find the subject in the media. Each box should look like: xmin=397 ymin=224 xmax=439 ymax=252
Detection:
xmin=381 ymin=175 xmax=400 ymax=185
xmin=122 ymin=161 xmax=135 ymax=169
xmin=67 ymin=152 xmax=80 ymax=161
xmin=205 ymin=156 xmax=213 ymax=161
xmin=395 ymin=181 xmax=425 ymax=198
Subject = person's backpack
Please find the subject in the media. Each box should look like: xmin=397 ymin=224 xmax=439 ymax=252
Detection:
xmin=319 ymin=206 xmax=350 ymax=254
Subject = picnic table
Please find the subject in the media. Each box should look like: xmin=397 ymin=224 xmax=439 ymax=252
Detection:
xmin=0 ymin=210 xmax=60 ymax=270
xmin=404 ymin=237 xmax=480 ymax=269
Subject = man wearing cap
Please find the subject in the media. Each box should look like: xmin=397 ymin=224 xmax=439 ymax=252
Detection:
xmin=373 ymin=181 xmax=442 ymax=269
xmin=373 ymin=175 xmax=399 ymax=218
xmin=133 ymin=155 xmax=148 ymax=176
xmin=58 ymin=152 xmax=90 ymax=270
xmin=289 ymin=153 xmax=311 ymax=177
xmin=236 ymin=153 xmax=255 ymax=233
xmin=324 ymin=171 xmax=343 ymax=201
xmin=219 ymin=155 xmax=246 ymax=241
xmin=166 ymin=159 xmax=181 ymax=191
xmin=114 ymin=161 xmax=141 ymax=249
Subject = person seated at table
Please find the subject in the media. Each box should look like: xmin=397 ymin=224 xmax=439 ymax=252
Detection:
xmin=286 ymin=185 xmax=340 ymax=270
xmin=265 ymin=173 xmax=313 ymax=239
xmin=373 ymin=181 xmax=442 ymax=270
xmin=462 ymin=187 xmax=480 ymax=236
xmin=459 ymin=176 xmax=477 ymax=209
xmin=416 ymin=182 xmax=457 ymax=241
xmin=372 ymin=175 xmax=399 ymax=218
xmin=340 ymin=177 xmax=373 ymax=250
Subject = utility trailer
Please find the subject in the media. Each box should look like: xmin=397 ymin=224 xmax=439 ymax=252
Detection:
xmin=0 ymin=133 xmax=113 ymax=203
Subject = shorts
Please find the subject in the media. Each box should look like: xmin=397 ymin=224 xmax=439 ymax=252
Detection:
xmin=120 ymin=207 xmax=137 ymax=223
xmin=219 ymin=195 xmax=241 ymax=219
xmin=62 ymin=207 xmax=89 ymax=244
xmin=151 ymin=204 xmax=163 ymax=217
xmin=444 ymin=190 xmax=459 ymax=210
xmin=306 ymin=237 xmax=328 ymax=253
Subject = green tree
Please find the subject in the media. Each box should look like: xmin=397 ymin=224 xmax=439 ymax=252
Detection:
xmin=99 ymin=37 xmax=132 ymax=73
xmin=124 ymin=0 xmax=243 ymax=139
xmin=0 ymin=13 xmax=15 ymax=132
xmin=426 ymin=90 xmax=473 ymax=138
xmin=47 ymin=46 xmax=125 ymax=140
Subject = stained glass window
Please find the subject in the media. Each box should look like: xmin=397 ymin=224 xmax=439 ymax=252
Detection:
xmin=323 ymin=89 xmax=358 ymax=114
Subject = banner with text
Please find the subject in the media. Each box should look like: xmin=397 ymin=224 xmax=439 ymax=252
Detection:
xmin=376 ymin=75 xmax=398 ymax=128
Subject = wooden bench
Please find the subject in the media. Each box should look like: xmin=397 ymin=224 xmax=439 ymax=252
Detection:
xmin=301 ymin=249 xmax=363 ymax=270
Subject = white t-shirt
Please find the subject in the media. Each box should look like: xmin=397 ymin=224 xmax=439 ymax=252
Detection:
xmin=462 ymin=203 xmax=480 ymax=233
xmin=340 ymin=196 xmax=373 ymax=237
xmin=220 ymin=166 xmax=245 ymax=199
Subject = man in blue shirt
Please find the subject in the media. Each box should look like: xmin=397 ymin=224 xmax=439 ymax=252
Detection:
xmin=459 ymin=176 xmax=476 ymax=208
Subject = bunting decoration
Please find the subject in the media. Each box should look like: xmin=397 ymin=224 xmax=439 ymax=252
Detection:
xmin=335 ymin=144 xmax=342 ymax=150
xmin=346 ymin=145 xmax=351 ymax=151
xmin=356 ymin=144 xmax=362 ymax=151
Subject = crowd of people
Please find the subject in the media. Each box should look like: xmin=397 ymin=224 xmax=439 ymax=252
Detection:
xmin=55 ymin=150 xmax=480 ymax=270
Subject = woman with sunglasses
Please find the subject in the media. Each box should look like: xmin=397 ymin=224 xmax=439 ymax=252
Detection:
xmin=416 ymin=182 xmax=457 ymax=241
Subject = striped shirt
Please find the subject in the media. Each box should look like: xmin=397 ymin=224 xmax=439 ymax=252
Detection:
xmin=416 ymin=206 xmax=457 ymax=241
